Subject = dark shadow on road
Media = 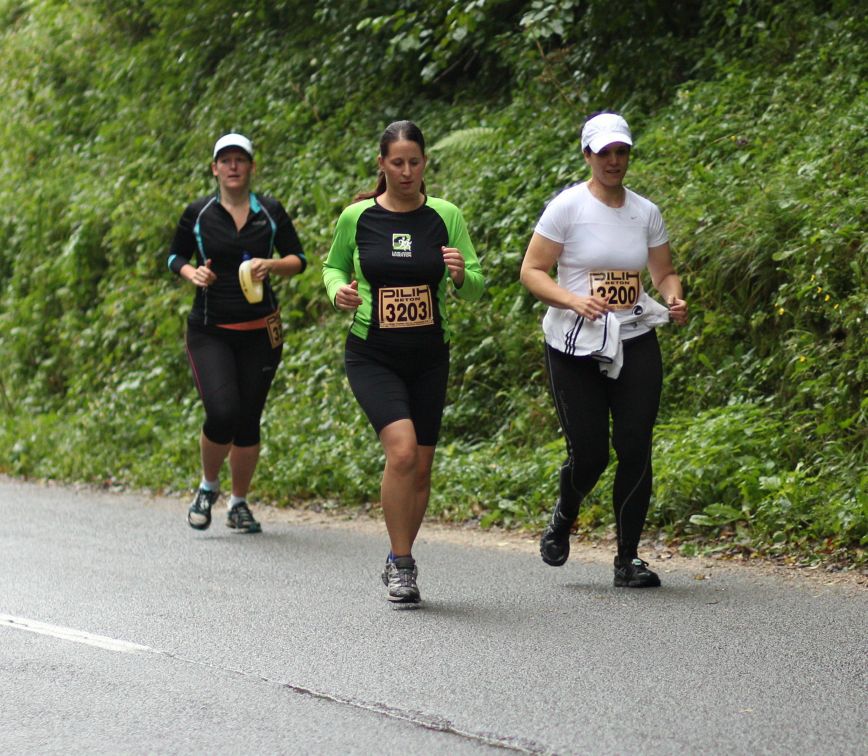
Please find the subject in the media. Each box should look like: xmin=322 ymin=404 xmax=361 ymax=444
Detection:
xmin=404 ymin=601 xmax=483 ymax=619
xmin=559 ymin=580 xmax=723 ymax=604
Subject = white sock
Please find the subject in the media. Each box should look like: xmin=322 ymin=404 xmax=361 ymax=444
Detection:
xmin=200 ymin=478 xmax=219 ymax=492
xmin=228 ymin=495 xmax=247 ymax=509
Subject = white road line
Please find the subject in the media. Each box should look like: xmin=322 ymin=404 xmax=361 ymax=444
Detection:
xmin=0 ymin=614 xmax=545 ymax=752
xmin=0 ymin=614 xmax=155 ymax=655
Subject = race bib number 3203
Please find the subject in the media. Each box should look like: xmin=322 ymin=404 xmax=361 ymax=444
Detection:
xmin=589 ymin=270 xmax=641 ymax=310
xmin=378 ymin=285 xmax=434 ymax=329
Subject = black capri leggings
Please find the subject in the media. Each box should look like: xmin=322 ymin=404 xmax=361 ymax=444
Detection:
xmin=344 ymin=333 xmax=450 ymax=446
xmin=185 ymin=322 xmax=283 ymax=447
xmin=545 ymin=330 xmax=663 ymax=560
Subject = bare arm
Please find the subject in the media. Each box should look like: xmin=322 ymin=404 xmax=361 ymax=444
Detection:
xmin=248 ymin=254 xmax=303 ymax=280
xmin=519 ymin=232 xmax=609 ymax=320
xmin=647 ymin=242 xmax=688 ymax=325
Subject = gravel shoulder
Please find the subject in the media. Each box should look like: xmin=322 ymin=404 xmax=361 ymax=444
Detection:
xmin=256 ymin=501 xmax=866 ymax=593
xmin=10 ymin=475 xmax=866 ymax=594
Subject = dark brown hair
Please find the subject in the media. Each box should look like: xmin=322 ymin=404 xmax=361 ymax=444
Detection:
xmin=354 ymin=120 xmax=427 ymax=202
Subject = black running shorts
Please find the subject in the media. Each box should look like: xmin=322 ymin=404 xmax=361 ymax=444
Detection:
xmin=344 ymin=332 xmax=450 ymax=446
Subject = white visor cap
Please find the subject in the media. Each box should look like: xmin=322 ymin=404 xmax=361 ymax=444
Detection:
xmin=213 ymin=133 xmax=253 ymax=160
xmin=581 ymin=114 xmax=633 ymax=153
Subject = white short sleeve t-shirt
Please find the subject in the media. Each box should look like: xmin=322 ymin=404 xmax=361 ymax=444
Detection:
xmin=534 ymin=182 xmax=669 ymax=347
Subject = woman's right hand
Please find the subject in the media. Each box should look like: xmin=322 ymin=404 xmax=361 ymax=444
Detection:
xmin=571 ymin=293 xmax=609 ymax=321
xmin=190 ymin=259 xmax=216 ymax=288
xmin=335 ymin=280 xmax=362 ymax=311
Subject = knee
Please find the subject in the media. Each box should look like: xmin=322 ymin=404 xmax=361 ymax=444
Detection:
xmin=612 ymin=436 xmax=652 ymax=468
xmin=570 ymin=450 xmax=609 ymax=487
xmin=203 ymin=407 xmax=239 ymax=445
xmin=233 ymin=424 xmax=261 ymax=447
xmin=386 ymin=442 xmax=418 ymax=476
xmin=414 ymin=461 xmax=434 ymax=492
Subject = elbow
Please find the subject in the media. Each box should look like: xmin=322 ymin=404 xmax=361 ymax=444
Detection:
xmin=654 ymin=271 xmax=679 ymax=292
xmin=458 ymin=276 xmax=484 ymax=302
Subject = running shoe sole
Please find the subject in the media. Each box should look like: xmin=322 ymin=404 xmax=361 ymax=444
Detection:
xmin=614 ymin=574 xmax=661 ymax=588
xmin=540 ymin=539 xmax=570 ymax=566
xmin=187 ymin=489 xmax=219 ymax=530
xmin=188 ymin=514 xmax=210 ymax=530
xmin=389 ymin=599 xmax=422 ymax=610
xmin=226 ymin=520 xmax=262 ymax=534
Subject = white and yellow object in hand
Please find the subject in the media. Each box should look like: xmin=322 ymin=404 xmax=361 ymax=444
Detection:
xmin=238 ymin=259 xmax=263 ymax=303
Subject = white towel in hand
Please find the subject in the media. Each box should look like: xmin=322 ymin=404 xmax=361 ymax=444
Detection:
xmin=542 ymin=292 xmax=670 ymax=379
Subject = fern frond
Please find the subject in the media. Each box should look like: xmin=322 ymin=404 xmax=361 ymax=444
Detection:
xmin=430 ymin=127 xmax=499 ymax=153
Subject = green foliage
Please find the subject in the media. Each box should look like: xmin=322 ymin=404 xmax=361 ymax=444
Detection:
xmin=654 ymin=405 xmax=865 ymax=549
xmin=0 ymin=0 xmax=864 ymax=568
xmin=634 ymin=11 xmax=866 ymax=439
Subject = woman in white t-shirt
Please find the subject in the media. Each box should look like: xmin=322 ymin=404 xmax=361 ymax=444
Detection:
xmin=519 ymin=112 xmax=688 ymax=588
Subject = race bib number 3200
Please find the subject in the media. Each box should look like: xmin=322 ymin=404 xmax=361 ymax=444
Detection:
xmin=378 ymin=285 xmax=434 ymax=329
xmin=589 ymin=270 xmax=641 ymax=310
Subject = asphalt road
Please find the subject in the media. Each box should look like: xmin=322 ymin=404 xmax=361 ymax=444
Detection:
xmin=1 ymin=479 xmax=865 ymax=754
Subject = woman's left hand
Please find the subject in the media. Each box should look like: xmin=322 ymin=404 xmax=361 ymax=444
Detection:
xmin=442 ymin=246 xmax=465 ymax=288
xmin=248 ymin=257 xmax=271 ymax=281
xmin=668 ymin=296 xmax=689 ymax=326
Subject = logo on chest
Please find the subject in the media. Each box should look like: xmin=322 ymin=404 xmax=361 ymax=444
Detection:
xmin=391 ymin=233 xmax=412 ymax=258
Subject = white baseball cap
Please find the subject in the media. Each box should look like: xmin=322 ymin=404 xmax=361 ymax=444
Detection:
xmin=212 ymin=133 xmax=253 ymax=160
xmin=581 ymin=113 xmax=633 ymax=153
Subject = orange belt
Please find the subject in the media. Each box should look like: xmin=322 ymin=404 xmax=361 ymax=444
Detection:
xmin=217 ymin=310 xmax=279 ymax=331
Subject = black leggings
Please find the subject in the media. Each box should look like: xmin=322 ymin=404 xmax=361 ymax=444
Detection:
xmin=185 ymin=322 xmax=282 ymax=447
xmin=545 ymin=330 xmax=662 ymax=560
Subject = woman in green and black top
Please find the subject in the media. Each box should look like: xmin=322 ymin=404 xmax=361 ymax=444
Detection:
xmin=323 ymin=120 xmax=484 ymax=606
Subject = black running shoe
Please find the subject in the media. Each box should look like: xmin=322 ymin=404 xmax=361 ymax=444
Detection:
xmin=383 ymin=556 xmax=421 ymax=606
xmin=226 ymin=501 xmax=262 ymax=534
xmin=613 ymin=557 xmax=661 ymax=588
xmin=187 ymin=487 xmax=220 ymax=530
xmin=539 ymin=503 xmax=575 ymax=566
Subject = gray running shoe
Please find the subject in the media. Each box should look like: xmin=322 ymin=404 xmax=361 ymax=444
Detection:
xmin=226 ymin=501 xmax=262 ymax=534
xmin=383 ymin=556 xmax=421 ymax=606
xmin=381 ymin=555 xmax=418 ymax=586
xmin=188 ymin=487 xmax=220 ymax=530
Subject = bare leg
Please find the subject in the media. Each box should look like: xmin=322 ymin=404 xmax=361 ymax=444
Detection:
xmin=379 ymin=420 xmax=426 ymax=556
xmin=408 ymin=445 xmax=436 ymax=546
xmin=228 ymin=443 xmax=260 ymax=499
xmin=200 ymin=432 xmax=231 ymax=484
